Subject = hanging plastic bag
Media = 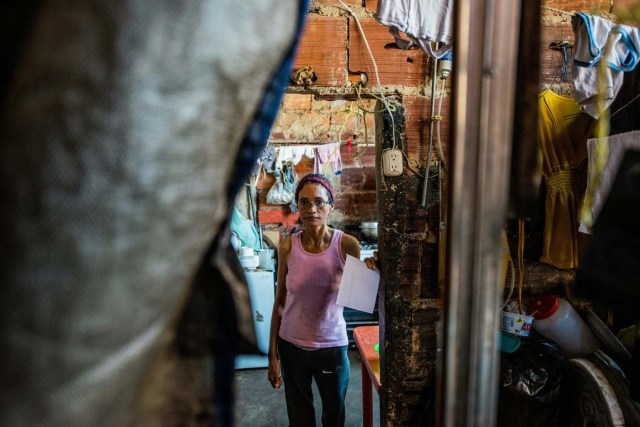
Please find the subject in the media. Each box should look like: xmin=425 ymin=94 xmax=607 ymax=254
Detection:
xmin=266 ymin=166 xmax=296 ymax=205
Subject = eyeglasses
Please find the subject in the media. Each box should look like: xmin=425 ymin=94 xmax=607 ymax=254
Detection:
xmin=298 ymin=199 xmax=330 ymax=209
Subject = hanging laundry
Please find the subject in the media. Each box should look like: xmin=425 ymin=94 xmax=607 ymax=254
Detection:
xmin=230 ymin=207 xmax=261 ymax=251
xmin=314 ymin=142 xmax=342 ymax=175
xmin=376 ymin=0 xmax=453 ymax=58
xmin=290 ymin=145 xmax=315 ymax=164
xmin=538 ymin=89 xmax=595 ymax=269
xmin=253 ymin=144 xmax=277 ymax=175
xmin=574 ymin=149 xmax=640 ymax=326
xmin=579 ymin=130 xmax=640 ymax=234
xmin=283 ymin=163 xmax=300 ymax=213
xmin=572 ymin=13 xmax=640 ymax=118
xmin=274 ymin=145 xmax=315 ymax=169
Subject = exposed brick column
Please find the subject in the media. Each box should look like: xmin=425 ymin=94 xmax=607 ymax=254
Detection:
xmin=375 ymin=99 xmax=440 ymax=426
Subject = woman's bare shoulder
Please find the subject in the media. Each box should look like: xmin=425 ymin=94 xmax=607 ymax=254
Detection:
xmin=340 ymin=232 xmax=360 ymax=255
xmin=341 ymin=232 xmax=359 ymax=245
xmin=278 ymin=235 xmax=292 ymax=253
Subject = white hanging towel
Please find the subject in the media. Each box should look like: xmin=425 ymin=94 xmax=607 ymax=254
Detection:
xmin=376 ymin=0 xmax=453 ymax=58
xmin=290 ymin=145 xmax=315 ymax=164
xmin=572 ymin=13 xmax=640 ymax=118
xmin=274 ymin=145 xmax=315 ymax=169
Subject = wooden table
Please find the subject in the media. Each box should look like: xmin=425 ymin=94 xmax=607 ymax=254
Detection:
xmin=353 ymin=325 xmax=381 ymax=427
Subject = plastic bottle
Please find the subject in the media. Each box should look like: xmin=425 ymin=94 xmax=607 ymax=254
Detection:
xmin=530 ymin=295 xmax=600 ymax=358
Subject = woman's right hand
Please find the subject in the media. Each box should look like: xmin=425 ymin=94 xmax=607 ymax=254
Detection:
xmin=363 ymin=250 xmax=379 ymax=270
xmin=268 ymin=356 xmax=283 ymax=389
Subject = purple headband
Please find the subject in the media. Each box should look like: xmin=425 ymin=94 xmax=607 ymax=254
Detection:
xmin=296 ymin=175 xmax=335 ymax=201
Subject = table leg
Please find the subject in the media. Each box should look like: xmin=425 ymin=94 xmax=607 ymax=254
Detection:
xmin=362 ymin=362 xmax=373 ymax=427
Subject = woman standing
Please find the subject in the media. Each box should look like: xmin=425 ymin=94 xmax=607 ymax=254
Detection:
xmin=267 ymin=173 xmax=373 ymax=426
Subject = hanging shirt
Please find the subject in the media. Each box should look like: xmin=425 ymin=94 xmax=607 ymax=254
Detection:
xmin=314 ymin=142 xmax=343 ymax=175
xmin=538 ymin=89 xmax=594 ymax=269
xmin=279 ymin=230 xmax=348 ymax=348
xmin=572 ymin=13 xmax=640 ymax=118
xmin=376 ymin=0 xmax=453 ymax=58
xmin=254 ymin=144 xmax=277 ymax=174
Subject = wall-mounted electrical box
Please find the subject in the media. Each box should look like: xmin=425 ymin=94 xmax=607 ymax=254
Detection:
xmin=382 ymin=149 xmax=403 ymax=177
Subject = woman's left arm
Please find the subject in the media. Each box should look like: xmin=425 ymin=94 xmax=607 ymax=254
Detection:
xmin=341 ymin=233 xmax=361 ymax=261
xmin=341 ymin=232 xmax=379 ymax=270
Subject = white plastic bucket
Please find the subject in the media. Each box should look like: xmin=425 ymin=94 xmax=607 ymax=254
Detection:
xmin=239 ymin=246 xmax=254 ymax=257
xmin=501 ymin=311 xmax=534 ymax=337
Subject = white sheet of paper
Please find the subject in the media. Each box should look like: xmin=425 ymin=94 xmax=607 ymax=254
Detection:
xmin=337 ymin=254 xmax=380 ymax=314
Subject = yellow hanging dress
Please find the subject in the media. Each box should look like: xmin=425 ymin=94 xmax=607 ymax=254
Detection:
xmin=538 ymin=89 xmax=594 ymax=269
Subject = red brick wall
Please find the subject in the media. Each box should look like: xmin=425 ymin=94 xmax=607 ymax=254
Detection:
xmin=293 ymin=17 xmax=348 ymax=87
xmin=348 ymin=18 xmax=429 ymax=87
xmin=259 ymin=93 xmax=379 ymax=236
xmin=258 ymin=2 xmax=442 ymax=238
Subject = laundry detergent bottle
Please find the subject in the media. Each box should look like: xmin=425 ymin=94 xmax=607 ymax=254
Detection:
xmin=530 ymin=295 xmax=600 ymax=358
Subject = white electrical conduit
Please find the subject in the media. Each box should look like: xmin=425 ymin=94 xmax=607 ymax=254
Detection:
xmin=421 ymin=54 xmax=439 ymax=207
xmin=436 ymin=77 xmax=448 ymax=170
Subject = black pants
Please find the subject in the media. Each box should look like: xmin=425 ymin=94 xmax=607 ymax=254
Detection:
xmin=278 ymin=338 xmax=349 ymax=427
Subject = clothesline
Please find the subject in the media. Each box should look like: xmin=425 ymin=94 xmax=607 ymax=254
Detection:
xmin=541 ymin=5 xmax=575 ymax=18
xmin=611 ymin=93 xmax=640 ymax=118
xmin=269 ymin=141 xmax=375 ymax=147
xmin=256 ymin=142 xmax=347 ymax=177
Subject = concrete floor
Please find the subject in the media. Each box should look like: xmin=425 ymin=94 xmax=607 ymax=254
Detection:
xmin=234 ymin=349 xmax=380 ymax=426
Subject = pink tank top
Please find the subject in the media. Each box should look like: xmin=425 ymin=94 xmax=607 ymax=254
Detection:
xmin=279 ymin=229 xmax=348 ymax=348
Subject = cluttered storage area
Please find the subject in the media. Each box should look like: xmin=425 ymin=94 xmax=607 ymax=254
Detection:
xmin=229 ymin=1 xmax=640 ymax=425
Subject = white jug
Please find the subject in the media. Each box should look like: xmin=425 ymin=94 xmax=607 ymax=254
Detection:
xmin=531 ymin=295 xmax=600 ymax=358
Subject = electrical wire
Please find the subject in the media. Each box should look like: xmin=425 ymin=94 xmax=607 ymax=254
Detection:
xmin=354 ymin=84 xmax=392 ymax=158
xmin=501 ymin=254 xmax=516 ymax=311
xmin=355 ymin=84 xmax=396 ymax=114
xmin=324 ymin=101 xmax=356 ymax=175
xmin=400 ymin=149 xmax=424 ymax=178
xmin=421 ymin=70 xmax=450 ymax=190
xmin=338 ymin=101 xmax=356 ymax=144
xmin=435 ymin=76 xmax=448 ymax=170
xmin=437 ymin=161 xmax=446 ymax=288
xmin=517 ymin=219 xmax=525 ymax=313
xmin=354 ymin=108 xmax=368 ymax=159
xmin=337 ymin=0 xmax=397 ymax=150
xmin=610 ymin=92 xmax=640 ymax=118
xmin=421 ymin=54 xmax=440 ymax=207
